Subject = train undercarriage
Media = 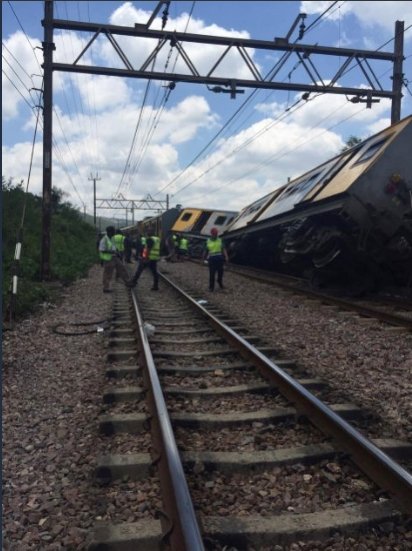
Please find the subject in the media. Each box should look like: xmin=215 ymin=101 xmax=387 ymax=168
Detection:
xmin=226 ymin=215 xmax=412 ymax=296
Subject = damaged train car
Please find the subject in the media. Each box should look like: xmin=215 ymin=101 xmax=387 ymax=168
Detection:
xmin=223 ymin=115 xmax=412 ymax=292
xmin=171 ymin=207 xmax=238 ymax=257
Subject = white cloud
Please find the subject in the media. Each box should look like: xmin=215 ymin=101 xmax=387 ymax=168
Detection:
xmin=3 ymin=2 xmax=409 ymax=222
xmin=301 ymin=1 xmax=412 ymax=37
xmin=2 ymin=31 xmax=43 ymax=120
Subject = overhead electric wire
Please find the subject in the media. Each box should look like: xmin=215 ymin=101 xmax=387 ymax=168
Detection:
xmin=171 ymin=95 xmax=319 ymax=198
xmin=3 ymin=67 xmax=86 ymax=208
xmin=126 ymin=1 xmax=197 ymax=189
xmin=192 ymin=102 xmax=366 ymax=204
xmin=2 ymin=69 xmax=36 ymax=111
xmin=58 ymin=1 xmax=96 ymax=176
xmin=6 ymin=0 xmax=43 ymax=74
xmin=116 ymin=3 xmax=174 ymax=197
xmin=154 ymin=1 xmax=346 ymax=198
xmin=163 ymin=9 xmax=411 ymax=200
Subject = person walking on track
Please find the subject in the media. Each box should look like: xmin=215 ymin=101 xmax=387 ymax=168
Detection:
xmin=99 ymin=226 xmax=131 ymax=293
xmin=203 ymin=227 xmax=229 ymax=291
xmin=127 ymin=229 xmax=161 ymax=291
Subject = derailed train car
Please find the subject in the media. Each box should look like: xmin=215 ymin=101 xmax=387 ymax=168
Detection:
xmin=171 ymin=208 xmax=238 ymax=257
xmin=122 ymin=207 xmax=181 ymax=255
xmin=223 ymin=116 xmax=412 ymax=291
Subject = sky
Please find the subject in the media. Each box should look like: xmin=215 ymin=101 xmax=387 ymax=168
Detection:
xmin=2 ymin=1 xmax=412 ymax=223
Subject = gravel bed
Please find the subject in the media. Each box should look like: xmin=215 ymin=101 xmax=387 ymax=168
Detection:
xmin=161 ymin=369 xmax=265 ymax=387
xmin=189 ymin=460 xmax=385 ymax=516
xmin=176 ymin=421 xmax=327 ymax=452
xmin=92 ymin=477 xmax=162 ymax=523
xmin=2 ymin=266 xmax=154 ymax=550
xmin=96 ymin=432 xmax=152 ymax=455
xmin=101 ymin=399 xmax=149 ymax=414
xmin=4 ymin=261 xmax=411 ymax=550
xmin=167 ymin=391 xmax=289 ymax=413
xmin=161 ymin=262 xmax=412 ymax=441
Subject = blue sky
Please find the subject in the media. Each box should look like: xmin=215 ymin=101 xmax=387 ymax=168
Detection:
xmin=2 ymin=1 xmax=412 ymax=221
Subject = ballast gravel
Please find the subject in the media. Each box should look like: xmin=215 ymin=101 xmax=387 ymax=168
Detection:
xmin=161 ymin=261 xmax=412 ymax=442
xmin=3 ymin=261 xmax=412 ymax=551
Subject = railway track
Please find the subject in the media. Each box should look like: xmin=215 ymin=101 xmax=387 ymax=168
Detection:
xmin=219 ymin=263 xmax=412 ymax=331
xmin=89 ymin=274 xmax=412 ymax=550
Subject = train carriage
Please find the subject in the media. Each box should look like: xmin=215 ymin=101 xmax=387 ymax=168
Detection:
xmin=122 ymin=207 xmax=181 ymax=255
xmin=171 ymin=208 xmax=238 ymax=257
xmin=223 ymin=115 xmax=412 ymax=291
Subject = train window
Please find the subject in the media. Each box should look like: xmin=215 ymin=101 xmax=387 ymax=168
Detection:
xmin=282 ymin=172 xmax=321 ymax=198
xmin=181 ymin=213 xmax=192 ymax=222
xmin=354 ymin=136 xmax=389 ymax=165
xmin=214 ymin=216 xmax=227 ymax=225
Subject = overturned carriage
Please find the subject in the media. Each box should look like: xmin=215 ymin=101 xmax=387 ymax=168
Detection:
xmin=223 ymin=116 xmax=412 ymax=291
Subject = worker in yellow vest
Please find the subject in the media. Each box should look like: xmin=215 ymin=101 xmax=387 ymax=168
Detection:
xmin=203 ymin=227 xmax=229 ymax=291
xmin=113 ymin=229 xmax=125 ymax=262
xmin=178 ymin=236 xmax=189 ymax=261
xmin=127 ymin=229 xmax=161 ymax=290
xmin=98 ymin=226 xmax=131 ymax=293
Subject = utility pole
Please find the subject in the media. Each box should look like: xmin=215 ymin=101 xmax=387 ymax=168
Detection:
xmin=89 ymin=172 xmax=101 ymax=227
xmin=391 ymin=20 xmax=404 ymax=124
xmin=40 ymin=0 xmax=54 ymax=280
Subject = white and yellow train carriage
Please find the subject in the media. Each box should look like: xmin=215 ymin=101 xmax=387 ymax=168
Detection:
xmin=223 ymin=115 xmax=412 ymax=290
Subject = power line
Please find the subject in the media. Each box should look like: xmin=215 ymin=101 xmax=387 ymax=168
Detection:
xmin=153 ymin=2 xmax=350 ymax=198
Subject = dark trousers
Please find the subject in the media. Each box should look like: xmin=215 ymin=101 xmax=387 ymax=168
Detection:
xmin=132 ymin=259 xmax=159 ymax=289
xmin=208 ymin=256 xmax=224 ymax=290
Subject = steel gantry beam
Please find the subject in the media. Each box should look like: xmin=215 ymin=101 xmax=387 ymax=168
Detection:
xmin=50 ymin=17 xmax=404 ymax=108
xmin=96 ymin=197 xmax=169 ymax=211
xmin=40 ymin=1 xmax=405 ymax=279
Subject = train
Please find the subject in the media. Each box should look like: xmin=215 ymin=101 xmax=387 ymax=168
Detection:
xmin=122 ymin=206 xmax=237 ymax=257
xmin=222 ymin=115 xmax=412 ymax=292
xmin=122 ymin=116 xmax=411 ymax=292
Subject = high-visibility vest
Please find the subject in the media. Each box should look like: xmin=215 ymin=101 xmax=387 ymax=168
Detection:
xmin=206 ymin=237 xmax=223 ymax=256
xmin=99 ymin=235 xmax=114 ymax=261
xmin=141 ymin=237 xmax=147 ymax=246
xmin=113 ymin=234 xmax=125 ymax=252
xmin=179 ymin=237 xmax=189 ymax=251
xmin=148 ymin=236 xmax=161 ymax=260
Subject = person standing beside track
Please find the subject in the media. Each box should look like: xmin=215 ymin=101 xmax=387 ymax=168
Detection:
xmin=99 ymin=226 xmax=131 ymax=293
xmin=127 ymin=229 xmax=161 ymax=291
xmin=203 ymin=227 xmax=229 ymax=291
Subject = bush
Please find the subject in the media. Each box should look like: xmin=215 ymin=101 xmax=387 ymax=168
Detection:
xmin=2 ymin=177 xmax=98 ymax=320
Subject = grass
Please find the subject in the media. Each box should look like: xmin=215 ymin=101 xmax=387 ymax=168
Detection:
xmin=2 ymin=178 xmax=99 ymax=321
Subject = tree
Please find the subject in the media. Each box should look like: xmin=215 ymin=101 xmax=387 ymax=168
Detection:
xmin=341 ymin=135 xmax=363 ymax=152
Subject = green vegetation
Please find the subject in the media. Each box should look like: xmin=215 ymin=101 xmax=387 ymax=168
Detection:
xmin=2 ymin=177 xmax=98 ymax=320
xmin=341 ymin=135 xmax=363 ymax=151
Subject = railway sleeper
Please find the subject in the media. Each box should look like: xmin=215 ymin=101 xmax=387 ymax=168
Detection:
xmin=106 ymin=364 xmax=141 ymax=378
xmin=98 ymin=403 xmax=362 ymax=434
xmin=95 ymin=439 xmax=412 ymax=481
xmin=102 ymin=379 xmax=325 ymax=403
xmin=88 ymin=501 xmax=402 ymax=550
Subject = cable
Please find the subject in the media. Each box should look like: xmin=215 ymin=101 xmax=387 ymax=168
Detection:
xmin=164 ymin=12 xmax=411 ymax=200
xmin=127 ymin=2 xmax=197 ymax=187
xmin=193 ymin=103 xmax=366 ymax=203
xmin=6 ymin=0 xmax=43 ymax=73
xmin=51 ymin=319 xmax=111 ymax=336
xmin=154 ymin=2 xmax=348 ymax=198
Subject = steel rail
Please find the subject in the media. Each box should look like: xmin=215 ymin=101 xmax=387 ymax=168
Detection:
xmin=224 ymin=264 xmax=412 ymax=330
xmin=129 ymin=290 xmax=205 ymax=550
xmin=159 ymin=272 xmax=412 ymax=513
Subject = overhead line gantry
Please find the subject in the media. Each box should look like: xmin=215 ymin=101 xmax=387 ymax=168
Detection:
xmin=40 ymin=0 xmax=405 ymax=279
